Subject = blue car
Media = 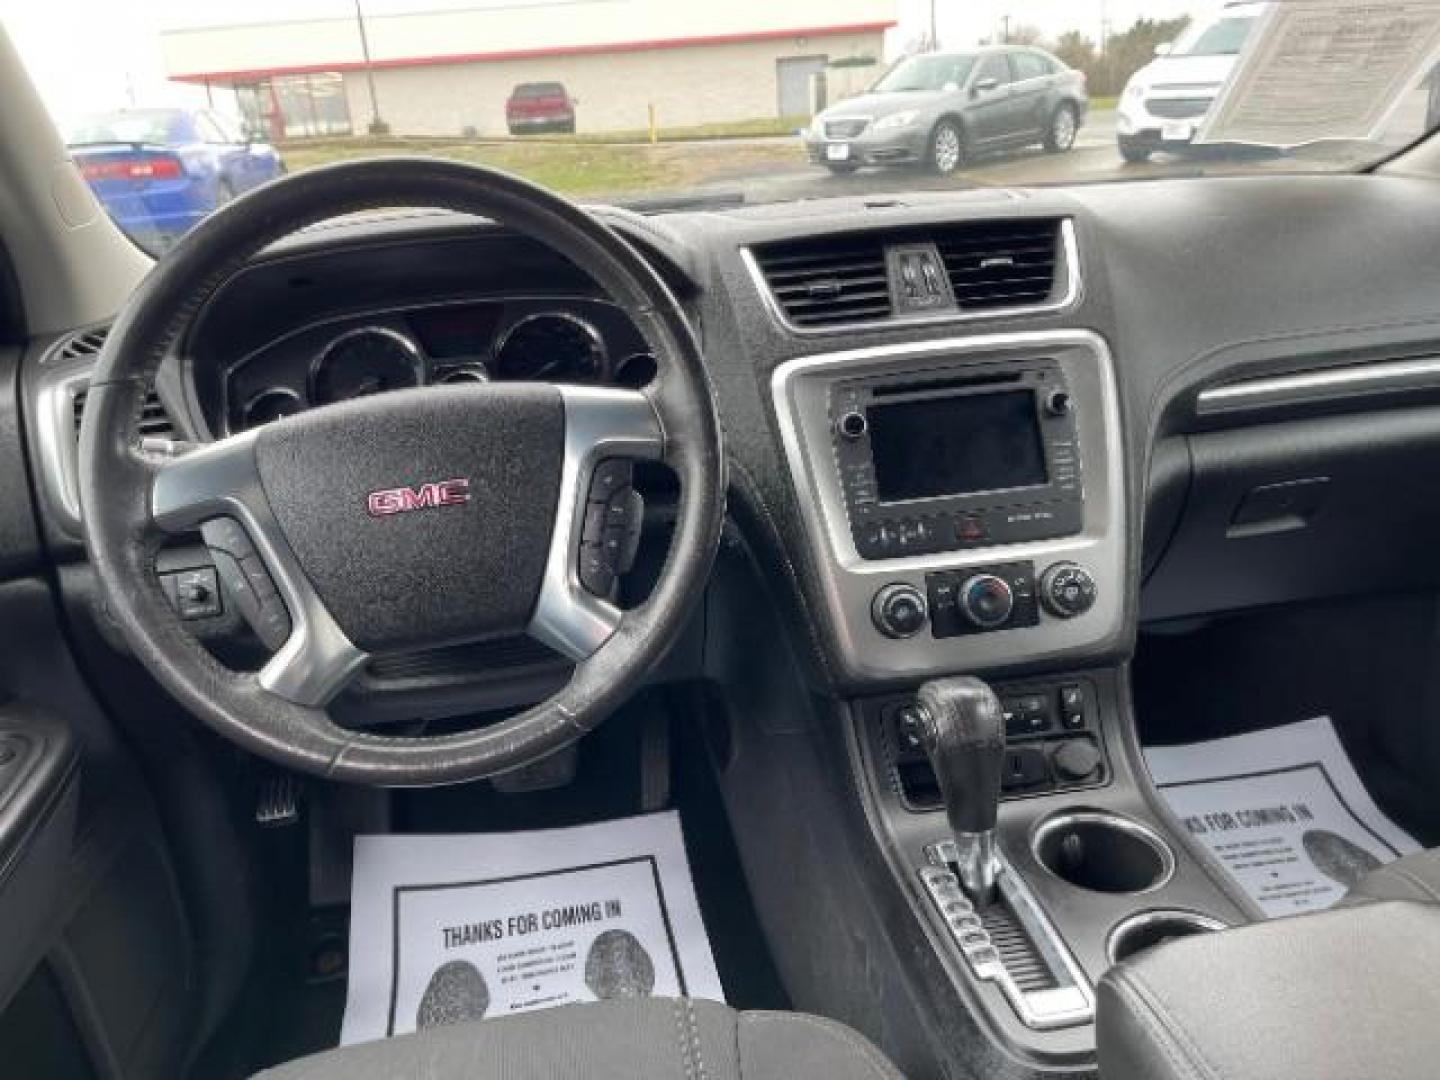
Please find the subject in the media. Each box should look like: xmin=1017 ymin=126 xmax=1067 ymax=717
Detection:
xmin=66 ymin=107 xmax=284 ymax=253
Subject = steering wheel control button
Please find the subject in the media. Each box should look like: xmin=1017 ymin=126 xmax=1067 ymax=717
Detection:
xmin=578 ymin=459 xmax=643 ymax=598
xmin=161 ymin=565 xmax=224 ymax=620
xmin=1040 ymin=563 xmax=1097 ymax=619
xmin=200 ymin=517 xmax=292 ymax=650
xmin=871 ymin=583 xmax=929 ymax=639
xmin=1051 ymin=739 xmax=1103 ymax=783
xmin=587 ymin=458 xmax=633 ymax=503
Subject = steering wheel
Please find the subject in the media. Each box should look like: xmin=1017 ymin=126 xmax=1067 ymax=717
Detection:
xmin=77 ymin=158 xmax=724 ymax=786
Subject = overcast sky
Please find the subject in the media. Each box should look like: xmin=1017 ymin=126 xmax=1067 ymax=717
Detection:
xmin=2 ymin=0 xmax=1212 ymax=126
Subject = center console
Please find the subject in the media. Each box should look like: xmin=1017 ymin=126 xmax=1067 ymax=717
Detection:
xmin=770 ymin=330 xmax=1125 ymax=680
xmin=770 ymin=330 xmax=1253 ymax=1071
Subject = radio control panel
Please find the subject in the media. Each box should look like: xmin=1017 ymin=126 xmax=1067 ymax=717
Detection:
xmin=830 ymin=359 xmax=1084 ymax=561
xmin=770 ymin=331 xmax=1126 ymax=681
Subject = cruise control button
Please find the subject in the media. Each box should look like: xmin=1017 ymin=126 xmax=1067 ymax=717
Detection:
xmin=588 ymin=459 xmax=633 ymax=502
xmin=578 ymin=545 xmax=616 ymax=596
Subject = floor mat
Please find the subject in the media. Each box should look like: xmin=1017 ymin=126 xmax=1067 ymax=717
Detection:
xmin=1146 ymin=717 xmax=1421 ymax=918
xmin=339 ymin=810 xmax=723 ymax=1046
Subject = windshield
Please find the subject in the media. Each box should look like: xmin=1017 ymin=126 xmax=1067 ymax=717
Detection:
xmin=5 ymin=0 xmax=1440 ymax=255
xmin=873 ymin=54 xmax=976 ymax=93
xmin=67 ymin=109 xmax=188 ymax=147
xmin=1171 ymin=14 xmax=1256 ymax=57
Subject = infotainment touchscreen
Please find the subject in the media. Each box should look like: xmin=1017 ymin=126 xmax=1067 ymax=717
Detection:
xmin=866 ymin=389 xmax=1049 ymax=503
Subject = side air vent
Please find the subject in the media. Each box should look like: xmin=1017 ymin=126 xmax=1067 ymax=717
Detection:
xmin=52 ymin=325 xmax=109 ymax=364
xmin=71 ymin=385 xmax=176 ymax=440
xmin=935 ymin=218 xmax=1062 ymax=311
xmin=748 ymin=234 xmax=893 ymax=328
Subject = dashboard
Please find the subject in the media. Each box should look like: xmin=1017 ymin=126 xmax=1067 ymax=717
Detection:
xmin=220 ymin=297 xmax=657 ymax=434
xmin=25 ymin=174 xmax=1440 ymax=709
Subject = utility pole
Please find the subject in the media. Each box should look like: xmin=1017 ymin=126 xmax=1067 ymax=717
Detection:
xmin=354 ymin=0 xmax=386 ymax=134
xmin=929 ymin=0 xmax=938 ymax=52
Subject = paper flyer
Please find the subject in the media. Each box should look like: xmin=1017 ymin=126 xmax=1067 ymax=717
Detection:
xmin=1198 ymin=0 xmax=1440 ymax=147
xmin=339 ymin=810 xmax=723 ymax=1045
xmin=1146 ymin=717 xmax=1419 ymax=918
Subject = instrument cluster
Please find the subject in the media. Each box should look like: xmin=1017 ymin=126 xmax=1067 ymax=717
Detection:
xmin=221 ymin=297 xmax=658 ymax=434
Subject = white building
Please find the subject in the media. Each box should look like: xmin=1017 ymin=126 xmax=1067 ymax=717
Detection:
xmin=160 ymin=1 xmax=896 ymax=138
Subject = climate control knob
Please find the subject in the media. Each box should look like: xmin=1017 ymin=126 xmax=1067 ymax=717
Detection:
xmin=1040 ymin=562 xmax=1097 ymax=619
xmin=958 ymin=574 xmax=1014 ymax=630
xmin=872 ymin=583 xmax=929 ymax=639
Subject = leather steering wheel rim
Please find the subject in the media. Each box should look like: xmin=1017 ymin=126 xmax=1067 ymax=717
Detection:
xmin=77 ymin=157 xmax=724 ymax=786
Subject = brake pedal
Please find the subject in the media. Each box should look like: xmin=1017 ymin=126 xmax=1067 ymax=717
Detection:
xmin=256 ymin=773 xmax=302 ymax=827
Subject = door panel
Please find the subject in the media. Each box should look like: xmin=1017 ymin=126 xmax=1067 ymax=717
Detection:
xmin=966 ymin=53 xmax=1017 ymax=143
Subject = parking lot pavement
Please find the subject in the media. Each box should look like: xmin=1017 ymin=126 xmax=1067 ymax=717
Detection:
xmin=682 ymin=106 xmax=1423 ymax=203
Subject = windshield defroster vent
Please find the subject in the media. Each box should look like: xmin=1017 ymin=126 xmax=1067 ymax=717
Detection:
xmin=935 ymin=218 xmax=1062 ymax=311
xmin=748 ymin=234 xmax=893 ymax=328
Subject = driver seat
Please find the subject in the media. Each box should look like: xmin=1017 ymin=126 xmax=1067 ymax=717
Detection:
xmin=253 ymin=998 xmax=905 ymax=1080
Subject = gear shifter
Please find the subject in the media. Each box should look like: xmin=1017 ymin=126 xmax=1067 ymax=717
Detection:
xmin=916 ymin=677 xmax=1006 ymax=905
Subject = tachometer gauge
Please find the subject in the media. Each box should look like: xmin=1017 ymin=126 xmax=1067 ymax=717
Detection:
xmin=492 ymin=313 xmax=605 ymax=383
xmin=241 ymin=388 xmax=303 ymax=428
xmin=309 ymin=326 xmax=424 ymax=405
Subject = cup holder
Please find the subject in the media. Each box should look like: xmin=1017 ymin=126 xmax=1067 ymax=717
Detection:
xmin=1107 ymin=910 xmax=1228 ymax=963
xmin=1031 ymin=811 xmax=1175 ymax=895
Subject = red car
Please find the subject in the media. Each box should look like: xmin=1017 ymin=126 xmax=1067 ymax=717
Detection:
xmin=505 ymin=81 xmax=576 ymax=134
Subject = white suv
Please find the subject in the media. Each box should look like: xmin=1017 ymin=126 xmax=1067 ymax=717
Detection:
xmin=1117 ymin=1 xmax=1266 ymax=162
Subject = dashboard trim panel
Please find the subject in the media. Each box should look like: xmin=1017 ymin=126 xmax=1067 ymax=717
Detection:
xmin=1195 ymin=354 xmax=1440 ymax=416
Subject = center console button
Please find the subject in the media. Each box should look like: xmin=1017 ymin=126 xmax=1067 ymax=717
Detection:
xmin=1052 ymin=739 xmax=1103 ymax=782
xmin=1040 ymin=562 xmax=1097 ymax=619
xmin=872 ymin=583 xmax=929 ymax=639
xmin=959 ymin=574 xmax=1014 ymax=629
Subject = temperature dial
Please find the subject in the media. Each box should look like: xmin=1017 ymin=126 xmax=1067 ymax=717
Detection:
xmin=959 ymin=574 xmax=1014 ymax=629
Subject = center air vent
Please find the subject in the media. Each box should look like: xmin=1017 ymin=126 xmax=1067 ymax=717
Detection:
xmin=935 ymin=218 xmax=1062 ymax=310
xmin=748 ymin=234 xmax=893 ymax=328
xmin=749 ymin=218 xmax=1071 ymax=331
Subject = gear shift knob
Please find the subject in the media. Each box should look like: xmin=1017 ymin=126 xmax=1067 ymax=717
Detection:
xmin=916 ymin=676 xmax=1005 ymax=903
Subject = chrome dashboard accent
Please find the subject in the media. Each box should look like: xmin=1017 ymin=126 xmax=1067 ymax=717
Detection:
xmin=1104 ymin=909 xmax=1228 ymax=965
xmin=742 ymin=218 xmax=1082 ymax=336
xmin=922 ymin=841 xmax=1096 ymax=1031
xmin=770 ymin=330 xmax=1126 ymax=680
xmin=526 ymin=386 xmax=664 ymax=662
xmin=151 ymin=431 xmax=368 ymax=707
xmin=1030 ymin=811 xmax=1176 ymax=895
xmin=34 ymin=365 xmax=90 ymax=533
xmin=1195 ymin=355 xmax=1440 ymax=415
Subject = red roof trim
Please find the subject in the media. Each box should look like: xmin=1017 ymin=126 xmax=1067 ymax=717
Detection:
xmin=169 ymin=21 xmax=895 ymax=83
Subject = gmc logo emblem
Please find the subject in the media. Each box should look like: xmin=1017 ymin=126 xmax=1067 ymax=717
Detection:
xmin=366 ymin=478 xmax=471 ymax=517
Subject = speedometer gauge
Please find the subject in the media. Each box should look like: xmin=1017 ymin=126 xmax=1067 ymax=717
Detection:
xmin=309 ymin=326 xmax=424 ymax=405
xmin=492 ymin=313 xmax=606 ymax=383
